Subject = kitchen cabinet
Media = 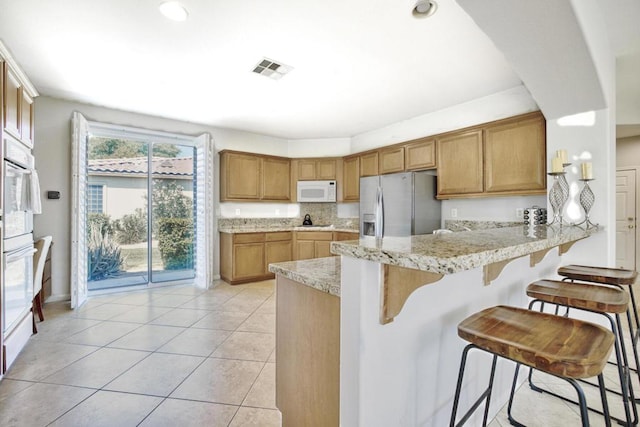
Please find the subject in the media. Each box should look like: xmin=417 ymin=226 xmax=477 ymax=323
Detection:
xmin=436 ymin=129 xmax=484 ymax=196
xmin=295 ymin=158 xmax=337 ymax=180
xmin=294 ymin=231 xmax=333 ymax=260
xmin=405 ymin=138 xmax=436 ymax=170
xmin=220 ymin=231 xmax=293 ymax=284
xmin=265 ymin=232 xmax=293 ymax=273
xmin=262 ymin=157 xmax=291 ymax=200
xmin=360 ymin=151 xmax=378 ymax=177
xmin=436 ymin=111 xmax=546 ymax=199
xmin=2 ymin=62 xmax=34 ymax=147
xmin=3 ymin=63 xmax=20 ymax=141
xmin=333 ymin=231 xmax=359 ymax=241
xmin=294 ymin=231 xmax=358 ymax=260
xmin=378 ymin=146 xmax=405 ymax=175
xmin=484 ymin=113 xmax=546 ymax=194
xmin=220 ymin=150 xmax=291 ymax=202
xmin=342 ymin=155 xmax=360 ymax=202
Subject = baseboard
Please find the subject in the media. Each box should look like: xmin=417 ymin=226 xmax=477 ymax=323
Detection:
xmin=44 ymin=294 xmax=71 ymax=303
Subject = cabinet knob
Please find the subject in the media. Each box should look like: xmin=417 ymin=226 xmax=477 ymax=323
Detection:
xmin=629 ymin=225 xmax=635 ymax=229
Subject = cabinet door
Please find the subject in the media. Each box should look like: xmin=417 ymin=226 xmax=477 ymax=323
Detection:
xmin=334 ymin=232 xmax=359 ymax=241
xmin=233 ymin=243 xmax=266 ymax=280
xmin=221 ymin=152 xmax=261 ymax=200
xmin=360 ymin=152 xmax=379 ymax=177
xmin=315 ymin=240 xmax=332 ymax=258
xmin=262 ymin=157 xmax=291 ymax=200
xmin=405 ymin=138 xmax=436 ymax=170
xmin=297 ymin=160 xmax=317 ymax=180
xmin=20 ymin=91 xmax=34 ymax=147
xmin=379 ymin=147 xmax=405 ymax=175
xmin=436 ymin=130 xmax=483 ymax=197
xmin=484 ymin=115 xmax=546 ymax=193
xmin=3 ymin=65 xmax=21 ymax=139
xmin=317 ymin=159 xmax=337 ymax=180
xmin=296 ymin=241 xmax=316 ymax=261
xmin=342 ymin=156 xmax=360 ymax=201
xmin=265 ymin=240 xmax=292 ymax=274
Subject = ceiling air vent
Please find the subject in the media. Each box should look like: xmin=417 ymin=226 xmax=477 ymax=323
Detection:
xmin=252 ymin=58 xmax=293 ymax=80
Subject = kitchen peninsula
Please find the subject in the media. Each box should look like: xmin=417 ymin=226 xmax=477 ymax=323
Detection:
xmin=269 ymin=225 xmax=595 ymax=427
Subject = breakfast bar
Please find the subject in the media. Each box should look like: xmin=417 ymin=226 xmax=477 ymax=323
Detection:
xmin=270 ymin=225 xmax=595 ymax=426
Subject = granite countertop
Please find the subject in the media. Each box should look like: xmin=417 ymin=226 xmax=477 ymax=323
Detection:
xmin=219 ymin=225 xmax=359 ymax=233
xmin=269 ymin=257 xmax=342 ymax=297
xmin=330 ymin=225 xmax=594 ymax=275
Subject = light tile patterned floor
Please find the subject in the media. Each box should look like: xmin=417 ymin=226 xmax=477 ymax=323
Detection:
xmin=0 ymin=280 xmax=279 ymax=426
xmin=0 ymin=279 xmax=634 ymax=426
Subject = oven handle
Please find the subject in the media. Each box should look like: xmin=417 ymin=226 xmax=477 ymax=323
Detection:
xmin=6 ymin=246 xmax=37 ymax=262
xmin=5 ymin=161 xmax=32 ymax=174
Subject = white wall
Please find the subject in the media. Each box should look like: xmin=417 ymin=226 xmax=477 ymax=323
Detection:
xmin=351 ymin=85 xmax=539 ymax=152
xmin=617 ymin=135 xmax=640 ymax=167
xmin=34 ymin=95 xmax=289 ymax=301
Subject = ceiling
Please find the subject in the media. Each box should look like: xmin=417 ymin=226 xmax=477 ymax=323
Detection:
xmin=0 ymin=0 xmax=638 ymax=140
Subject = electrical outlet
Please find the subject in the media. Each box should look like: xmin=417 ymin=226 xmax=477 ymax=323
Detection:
xmin=451 ymin=208 xmax=458 ymax=218
xmin=235 ymin=208 xmax=241 ymax=216
xmin=516 ymin=208 xmax=524 ymax=219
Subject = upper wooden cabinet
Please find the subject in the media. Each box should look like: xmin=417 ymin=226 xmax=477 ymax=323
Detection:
xmin=405 ymin=138 xmax=436 ymax=171
xmin=3 ymin=64 xmax=20 ymax=139
xmin=360 ymin=151 xmax=378 ymax=177
xmin=1 ymin=46 xmax=38 ymax=148
xmin=220 ymin=150 xmax=291 ymax=202
xmin=437 ymin=130 xmax=484 ymax=196
xmin=484 ymin=114 xmax=546 ymax=194
xmin=379 ymin=146 xmax=405 ymax=175
xmin=296 ymin=158 xmax=337 ymax=180
xmin=262 ymin=157 xmax=291 ymax=200
xmin=342 ymin=155 xmax=360 ymax=202
xmin=436 ymin=111 xmax=546 ymax=199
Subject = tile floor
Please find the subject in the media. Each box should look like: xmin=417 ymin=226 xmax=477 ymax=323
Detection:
xmin=0 ymin=278 xmax=636 ymax=426
xmin=0 ymin=279 xmax=280 ymax=427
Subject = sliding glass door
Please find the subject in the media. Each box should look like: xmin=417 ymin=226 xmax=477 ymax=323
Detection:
xmin=86 ymin=136 xmax=196 ymax=291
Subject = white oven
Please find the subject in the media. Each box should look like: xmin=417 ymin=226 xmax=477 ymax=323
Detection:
xmin=3 ymin=138 xmax=34 ymax=240
xmin=2 ymin=234 xmax=35 ymax=336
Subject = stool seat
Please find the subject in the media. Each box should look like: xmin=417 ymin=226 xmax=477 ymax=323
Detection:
xmin=458 ymin=305 xmax=615 ymax=379
xmin=558 ymin=265 xmax=637 ymax=286
xmin=527 ymin=279 xmax=629 ymax=314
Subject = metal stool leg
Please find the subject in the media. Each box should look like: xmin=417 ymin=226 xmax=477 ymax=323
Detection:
xmin=450 ymin=344 xmax=498 ymax=427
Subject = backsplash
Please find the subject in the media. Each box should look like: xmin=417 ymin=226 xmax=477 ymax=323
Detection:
xmin=218 ymin=202 xmax=358 ymax=230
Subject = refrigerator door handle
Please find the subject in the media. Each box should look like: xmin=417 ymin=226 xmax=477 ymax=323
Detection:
xmin=375 ymin=185 xmax=384 ymax=239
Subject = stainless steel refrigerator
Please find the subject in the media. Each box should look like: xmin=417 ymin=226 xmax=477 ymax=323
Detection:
xmin=360 ymin=171 xmax=441 ymax=238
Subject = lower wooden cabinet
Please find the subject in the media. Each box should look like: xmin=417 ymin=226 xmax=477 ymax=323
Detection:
xmin=220 ymin=231 xmax=292 ymax=284
xmin=294 ymin=231 xmax=333 ymax=260
xmin=276 ymin=276 xmax=340 ymax=426
xmin=294 ymin=231 xmax=358 ymax=260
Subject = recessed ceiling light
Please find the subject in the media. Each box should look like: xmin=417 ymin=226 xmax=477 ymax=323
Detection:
xmin=159 ymin=1 xmax=189 ymax=22
xmin=412 ymin=0 xmax=438 ymax=19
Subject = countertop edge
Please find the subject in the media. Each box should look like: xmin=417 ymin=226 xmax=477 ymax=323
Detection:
xmin=330 ymin=226 xmax=595 ymax=275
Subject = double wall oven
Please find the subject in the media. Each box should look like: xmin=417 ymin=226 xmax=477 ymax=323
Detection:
xmin=2 ymin=137 xmax=36 ymax=371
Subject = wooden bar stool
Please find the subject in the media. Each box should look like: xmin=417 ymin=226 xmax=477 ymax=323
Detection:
xmin=526 ymin=279 xmax=637 ymax=426
xmin=450 ymin=305 xmax=614 ymax=427
xmin=558 ymin=265 xmax=640 ymax=384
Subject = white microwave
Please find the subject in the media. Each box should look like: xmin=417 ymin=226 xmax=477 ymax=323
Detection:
xmin=297 ymin=180 xmax=337 ymax=202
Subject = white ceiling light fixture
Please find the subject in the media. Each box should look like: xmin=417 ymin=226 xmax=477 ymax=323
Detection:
xmin=159 ymin=1 xmax=189 ymax=22
xmin=412 ymin=0 xmax=438 ymax=19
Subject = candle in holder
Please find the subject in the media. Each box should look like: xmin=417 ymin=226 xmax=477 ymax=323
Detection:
xmin=551 ymin=156 xmax=563 ymax=173
xmin=581 ymin=162 xmax=593 ymax=179
xmin=556 ymin=149 xmax=568 ymax=164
